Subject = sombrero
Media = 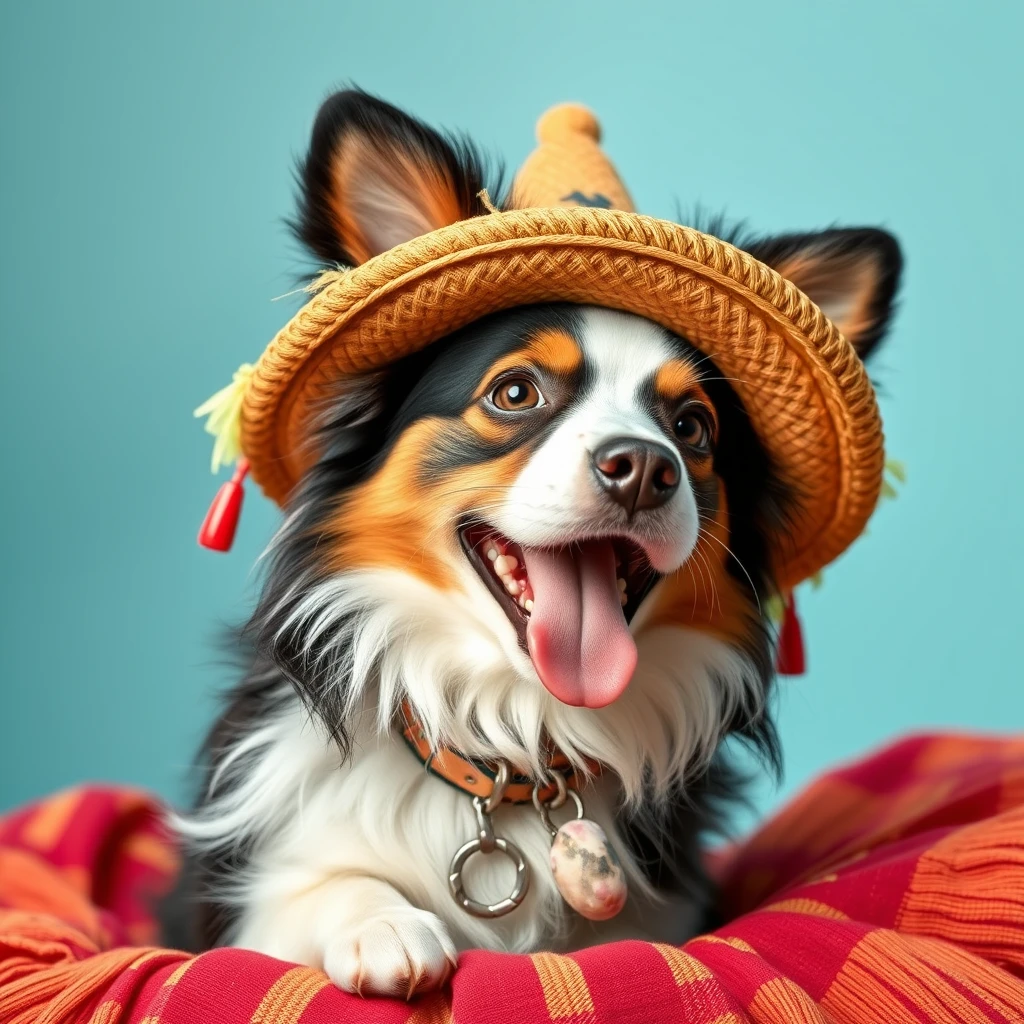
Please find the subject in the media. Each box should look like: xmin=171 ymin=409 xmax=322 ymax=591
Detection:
xmin=197 ymin=103 xmax=884 ymax=590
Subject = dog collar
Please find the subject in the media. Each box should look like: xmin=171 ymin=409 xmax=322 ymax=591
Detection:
xmin=398 ymin=700 xmax=597 ymax=805
xmin=399 ymin=700 xmax=626 ymax=922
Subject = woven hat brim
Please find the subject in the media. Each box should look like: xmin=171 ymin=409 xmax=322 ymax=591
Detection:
xmin=241 ymin=207 xmax=884 ymax=587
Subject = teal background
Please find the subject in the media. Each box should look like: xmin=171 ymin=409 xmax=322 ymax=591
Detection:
xmin=2 ymin=1 xmax=1021 ymax=823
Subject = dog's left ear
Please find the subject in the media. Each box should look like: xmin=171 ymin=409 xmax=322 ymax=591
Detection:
xmin=293 ymin=88 xmax=496 ymax=268
xmin=746 ymin=228 xmax=902 ymax=360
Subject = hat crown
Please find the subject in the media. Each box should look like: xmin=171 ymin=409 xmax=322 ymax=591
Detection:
xmin=512 ymin=103 xmax=634 ymax=213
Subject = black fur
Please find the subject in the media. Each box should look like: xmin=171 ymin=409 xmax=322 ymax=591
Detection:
xmin=744 ymin=228 xmax=902 ymax=360
xmin=291 ymin=88 xmax=507 ymax=268
xmin=169 ymin=648 xmax=294 ymax=952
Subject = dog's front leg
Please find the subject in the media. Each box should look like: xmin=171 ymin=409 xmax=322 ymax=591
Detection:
xmin=235 ymin=872 xmax=458 ymax=998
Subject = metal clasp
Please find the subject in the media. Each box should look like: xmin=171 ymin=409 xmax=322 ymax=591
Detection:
xmin=532 ymin=773 xmax=585 ymax=838
xmin=448 ymin=761 xmax=530 ymax=918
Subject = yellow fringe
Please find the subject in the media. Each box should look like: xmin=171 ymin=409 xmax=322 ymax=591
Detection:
xmin=193 ymin=363 xmax=255 ymax=473
xmin=303 ymin=266 xmax=350 ymax=295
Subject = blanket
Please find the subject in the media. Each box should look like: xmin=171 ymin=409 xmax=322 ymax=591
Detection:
xmin=2 ymin=732 xmax=1023 ymax=1023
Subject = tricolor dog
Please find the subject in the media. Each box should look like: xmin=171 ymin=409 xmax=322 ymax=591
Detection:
xmin=175 ymin=89 xmax=901 ymax=998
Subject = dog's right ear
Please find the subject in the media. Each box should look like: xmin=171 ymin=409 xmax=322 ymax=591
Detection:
xmin=293 ymin=89 xmax=498 ymax=267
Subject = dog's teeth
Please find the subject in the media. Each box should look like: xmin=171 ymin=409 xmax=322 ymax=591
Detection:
xmin=620 ymin=592 xmax=628 ymax=606
xmin=505 ymin=578 xmax=521 ymax=595
xmin=518 ymin=594 xmax=528 ymax=608
xmin=486 ymin=546 xmax=498 ymax=562
xmin=617 ymin=577 xmax=627 ymax=592
xmin=525 ymin=598 xmax=534 ymax=612
xmin=493 ymin=554 xmax=518 ymax=575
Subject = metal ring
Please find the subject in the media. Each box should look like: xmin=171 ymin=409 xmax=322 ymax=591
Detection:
xmin=547 ymin=771 xmax=569 ymax=811
xmin=531 ymin=771 xmax=568 ymax=814
xmin=448 ymin=835 xmax=529 ymax=918
xmin=482 ymin=761 xmax=511 ymax=815
xmin=533 ymin=786 xmax=585 ymax=838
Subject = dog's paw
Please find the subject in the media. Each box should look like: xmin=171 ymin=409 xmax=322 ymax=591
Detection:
xmin=322 ymin=907 xmax=458 ymax=998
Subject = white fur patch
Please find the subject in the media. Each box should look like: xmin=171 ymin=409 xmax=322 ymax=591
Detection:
xmin=494 ymin=308 xmax=698 ymax=572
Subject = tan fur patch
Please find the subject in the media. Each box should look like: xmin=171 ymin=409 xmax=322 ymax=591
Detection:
xmin=641 ymin=482 xmax=758 ymax=649
xmin=471 ymin=329 xmax=582 ymax=401
xmin=328 ymin=137 xmax=464 ymax=264
xmin=326 ymin=330 xmax=581 ymax=591
xmin=327 ymin=418 xmax=531 ymax=589
xmin=652 ymin=364 xmax=719 ymax=442
xmin=654 ymin=359 xmax=703 ymax=402
xmin=775 ymin=251 xmax=881 ymax=350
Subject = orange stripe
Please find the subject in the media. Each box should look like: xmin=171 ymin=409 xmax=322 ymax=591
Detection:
xmin=404 ymin=993 xmax=454 ymax=1024
xmin=87 ymin=1000 xmax=124 ymax=1024
xmin=900 ymin=930 xmax=1024 ymax=1017
xmin=749 ymin=978 xmax=835 ymax=1023
xmin=530 ymin=952 xmax=594 ymax=1020
xmin=896 ymin=806 xmax=1024 ymax=969
xmin=162 ymin=959 xmax=194 ymax=987
xmin=692 ymin=934 xmax=758 ymax=955
xmin=0 ymin=848 xmax=104 ymax=940
xmin=20 ymin=788 xmax=83 ymax=851
xmin=823 ymin=929 xmax=1024 ymax=1024
xmin=122 ymin=832 xmax=180 ymax=876
xmin=127 ymin=949 xmax=168 ymax=971
xmin=3 ymin=947 xmax=143 ymax=1024
xmin=954 ymin=969 xmax=1024 ymax=1023
xmin=652 ymin=943 xmax=715 ymax=990
xmin=249 ymin=966 xmax=330 ymax=1024
xmin=136 ymin=956 xmax=198 ymax=1024
xmin=761 ymin=898 xmax=848 ymax=921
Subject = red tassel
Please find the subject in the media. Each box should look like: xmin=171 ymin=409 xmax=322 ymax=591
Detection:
xmin=775 ymin=591 xmax=806 ymax=676
xmin=198 ymin=459 xmax=249 ymax=552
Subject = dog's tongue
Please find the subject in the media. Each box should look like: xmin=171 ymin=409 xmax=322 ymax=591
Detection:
xmin=523 ymin=540 xmax=638 ymax=708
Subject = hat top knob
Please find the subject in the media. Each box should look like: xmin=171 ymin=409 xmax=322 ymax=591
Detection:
xmin=536 ymin=103 xmax=601 ymax=145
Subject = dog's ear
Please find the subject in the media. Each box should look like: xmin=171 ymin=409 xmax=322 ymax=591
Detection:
xmin=293 ymin=88 xmax=496 ymax=267
xmin=746 ymin=228 xmax=902 ymax=360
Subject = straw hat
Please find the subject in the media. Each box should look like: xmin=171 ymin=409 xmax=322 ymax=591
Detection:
xmin=199 ymin=103 xmax=885 ymax=588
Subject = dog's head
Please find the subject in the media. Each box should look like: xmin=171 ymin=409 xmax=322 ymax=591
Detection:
xmin=250 ymin=90 xmax=901 ymax=790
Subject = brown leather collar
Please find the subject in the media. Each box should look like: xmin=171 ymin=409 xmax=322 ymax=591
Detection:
xmin=399 ymin=700 xmax=598 ymax=805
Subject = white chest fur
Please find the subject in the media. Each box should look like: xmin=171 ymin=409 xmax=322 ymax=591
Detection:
xmin=174 ymin=619 xmax=756 ymax=992
xmin=224 ymin=713 xmax=663 ymax=955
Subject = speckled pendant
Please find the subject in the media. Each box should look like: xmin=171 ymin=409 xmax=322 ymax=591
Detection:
xmin=549 ymin=817 xmax=627 ymax=921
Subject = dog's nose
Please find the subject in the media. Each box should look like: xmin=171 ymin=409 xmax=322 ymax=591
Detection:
xmin=591 ymin=438 xmax=681 ymax=515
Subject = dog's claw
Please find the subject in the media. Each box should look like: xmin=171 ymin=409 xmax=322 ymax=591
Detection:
xmin=322 ymin=909 xmax=456 ymax=999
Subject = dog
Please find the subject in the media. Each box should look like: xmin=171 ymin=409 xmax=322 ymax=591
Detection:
xmin=174 ymin=89 xmax=901 ymax=998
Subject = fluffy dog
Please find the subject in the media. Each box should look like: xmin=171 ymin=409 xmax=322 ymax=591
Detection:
xmin=175 ymin=90 xmax=901 ymax=998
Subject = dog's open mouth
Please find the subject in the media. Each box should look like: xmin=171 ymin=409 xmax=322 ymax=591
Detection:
xmin=460 ymin=524 xmax=658 ymax=708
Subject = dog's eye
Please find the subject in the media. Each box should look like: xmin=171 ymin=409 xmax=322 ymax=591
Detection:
xmin=674 ymin=410 xmax=712 ymax=450
xmin=491 ymin=378 xmax=544 ymax=411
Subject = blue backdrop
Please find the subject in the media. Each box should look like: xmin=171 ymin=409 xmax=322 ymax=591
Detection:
xmin=2 ymin=0 xmax=1021 ymax=822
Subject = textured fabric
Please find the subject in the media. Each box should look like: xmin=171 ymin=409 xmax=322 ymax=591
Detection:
xmin=237 ymin=106 xmax=884 ymax=588
xmin=511 ymin=104 xmax=634 ymax=211
xmin=2 ymin=733 xmax=1023 ymax=1023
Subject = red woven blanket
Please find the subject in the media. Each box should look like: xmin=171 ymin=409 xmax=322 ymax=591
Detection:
xmin=2 ymin=733 xmax=1023 ymax=1023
